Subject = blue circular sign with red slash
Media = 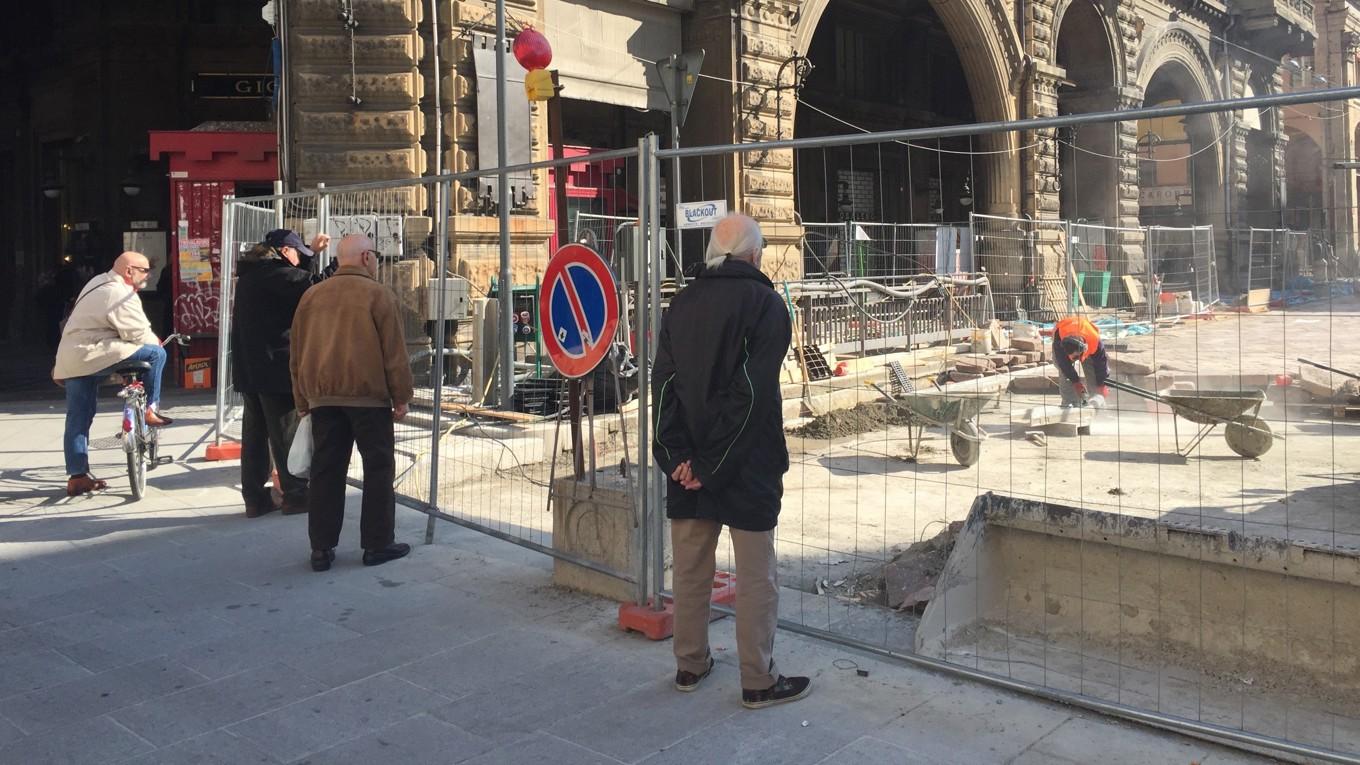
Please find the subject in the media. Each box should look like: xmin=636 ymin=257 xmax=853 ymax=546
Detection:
xmin=539 ymin=243 xmax=620 ymax=379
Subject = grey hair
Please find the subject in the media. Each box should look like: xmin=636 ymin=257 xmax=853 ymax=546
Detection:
xmin=704 ymin=214 xmax=764 ymax=270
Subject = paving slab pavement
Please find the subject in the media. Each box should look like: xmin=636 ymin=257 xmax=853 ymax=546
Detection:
xmin=0 ymin=392 xmax=1277 ymax=764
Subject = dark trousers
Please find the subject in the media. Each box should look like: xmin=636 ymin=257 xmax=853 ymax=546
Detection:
xmin=240 ymin=391 xmax=308 ymax=506
xmin=308 ymin=406 xmax=396 ymax=552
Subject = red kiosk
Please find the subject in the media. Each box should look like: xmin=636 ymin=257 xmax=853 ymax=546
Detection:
xmin=149 ymin=129 xmax=277 ymax=382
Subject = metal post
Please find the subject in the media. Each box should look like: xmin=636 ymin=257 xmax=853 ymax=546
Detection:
xmin=646 ymin=134 xmax=666 ymax=610
xmin=276 ymin=0 xmax=291 ymax=190
xmin=495 ymin=0 xmax=514 ymax=409
xmin=634 ymin=136 xmax=651 ymax=606
xmin=669 ymin=56 xmax=684 ymax=275
xmin=273 ymin=180 xmax=284 ymax=229
xmin=316 ymin=182 xmax=330 ymax=273
xmin=214 ymin=196 xmax=236 ymax=447
xmin=426 ymin=178 xmax=451 ymax=545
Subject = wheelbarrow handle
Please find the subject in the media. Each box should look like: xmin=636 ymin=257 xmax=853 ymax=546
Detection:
xmin=1297 ymin=357 xmax=1360 ymax=381
xmin=1105 ymin=378 xmax=1166 ymax=403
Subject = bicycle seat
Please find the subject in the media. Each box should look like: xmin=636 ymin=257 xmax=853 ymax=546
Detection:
xmin=115 ymin=361 xmax=153 ymax=376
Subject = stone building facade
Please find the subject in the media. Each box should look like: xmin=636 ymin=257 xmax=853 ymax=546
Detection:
xmin=281 ymin=0 xmax=1325 ymax=290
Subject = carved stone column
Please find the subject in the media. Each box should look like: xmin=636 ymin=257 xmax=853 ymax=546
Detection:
xmin=1116 ymin=85 xmax=1147 ymax=275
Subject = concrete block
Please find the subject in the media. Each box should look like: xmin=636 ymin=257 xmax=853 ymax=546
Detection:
xmin=551 ymin=473 xmax=644 ymax=603
xmin=1011 ymin=374 xmax=1058 ymax=394
xmin=1011 ymin=337 xmax=1044 ymax=352
xmin=950 ymin=371 xmax=983 ymax=382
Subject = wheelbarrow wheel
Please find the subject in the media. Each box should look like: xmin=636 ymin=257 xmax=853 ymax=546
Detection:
xmin=1225 ymin=415 xmax=1272 ymax=458
xmin=950 ymin=421 xmax=983 ymax=467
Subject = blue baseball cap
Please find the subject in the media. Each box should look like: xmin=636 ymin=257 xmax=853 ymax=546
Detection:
xmin=263 ymin=229 xmax=313 ymax=257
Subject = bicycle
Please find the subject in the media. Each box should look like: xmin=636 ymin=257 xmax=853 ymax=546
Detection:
xmin=116 ymin=333 xmax=190 ymax=500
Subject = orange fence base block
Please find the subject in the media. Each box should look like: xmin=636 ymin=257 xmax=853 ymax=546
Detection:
xmin=205 ymin=440 xmax=242 ymax=461
xmin=618 ymin=600 xmax=674 ymax=640
xmin=618 ymin=572 xmax=739 ymax=641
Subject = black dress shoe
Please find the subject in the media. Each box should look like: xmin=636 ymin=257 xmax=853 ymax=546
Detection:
xmin=280 ymin=497 xmax=308 ymax=516
xmin=362 ymin=543 xmax=411 ymax=567
xmin=674 ymin=656 xmax=714 ymax=692
xmin=310 ymin=548 xmax=336 ymax=572
xmin=741 ymin=675 xmax=811 ymax=709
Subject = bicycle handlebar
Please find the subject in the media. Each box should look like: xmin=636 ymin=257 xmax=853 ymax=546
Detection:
xmin=161 ymin=333 xmax=191 ymax=348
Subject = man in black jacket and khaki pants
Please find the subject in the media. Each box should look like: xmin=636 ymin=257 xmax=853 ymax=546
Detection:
xmin=652 ymin=214 xmax=811 ymax=709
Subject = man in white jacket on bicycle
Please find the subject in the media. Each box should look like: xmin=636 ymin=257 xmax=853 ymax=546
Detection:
xmin=53 ymin=251 xmax=171 ymax=496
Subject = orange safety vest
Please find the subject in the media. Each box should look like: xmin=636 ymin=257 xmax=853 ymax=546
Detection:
xmin=1054 ymin=316 xmax=1101 ymax=361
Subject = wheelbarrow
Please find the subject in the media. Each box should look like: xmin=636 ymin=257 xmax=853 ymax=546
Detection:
xmin=1105 ymin=379 xmax=1280 ymax=458
xmin=871 ymin=383 xmax=999 ymax=466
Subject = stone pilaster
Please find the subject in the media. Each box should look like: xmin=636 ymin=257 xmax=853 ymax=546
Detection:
xmin=287 ymin=0 xmax=426 ymax=209
xmin=1116 ymin=85 xmax=1147 ymax=275
xmin=1022 ymin=62 xmax=1063 ymax=221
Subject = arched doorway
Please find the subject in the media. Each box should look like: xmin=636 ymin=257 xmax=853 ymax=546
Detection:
xmin=1055 ymin=0 xmax=1118 ymax=224
xmin=1136 ymin=63 xmax=1223 ymax=229
xmin=792 ymin=0 xmax=1009 ymax=275
xmin=1284 ymin=129 xmax=1323 ymax=232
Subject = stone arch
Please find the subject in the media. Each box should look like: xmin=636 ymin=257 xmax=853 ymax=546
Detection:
xmin=1051 ymin=0 xmax=1126 ymax=86
xmin=1136 ymin=49 xmax=1226 ymax=230
xmin=1054 ymin=0 xmax=1123 ymax=223
xmin=790 ymin=0 xmax=1023 ymax=213
xmin=1136 ymin=25 xmax=1223 ymax=105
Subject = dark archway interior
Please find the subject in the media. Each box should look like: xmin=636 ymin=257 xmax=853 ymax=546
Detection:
xmin=1055 ymin=0 xmax=1118 ymax=223
xmin=1284 ymin=129 xmax=1323 ymax=231
xmin=794 ymin=0 xmax=979 ymax=233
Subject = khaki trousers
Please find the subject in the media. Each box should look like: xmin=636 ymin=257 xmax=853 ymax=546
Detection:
xmin=671 ymin=518 xmax=779 ymax=691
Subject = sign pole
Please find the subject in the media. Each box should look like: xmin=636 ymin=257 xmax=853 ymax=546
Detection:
xmin=547 ymin=72 xmax=585 ymax=480
xmin=669 ymin=55 xmax=683 ymax=276
xmin=495 ymin=0 xmax=514 ymax=409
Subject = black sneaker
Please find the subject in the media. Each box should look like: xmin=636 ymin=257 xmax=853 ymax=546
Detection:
xmin=362 ymin=543 xmax=411 ymax=567
xmin=310 ymin=548 xmax=335 ymax=572
xmin=674 ymin=656 xmax=714 ymax=692
xmin=741 ymin=675 xmax=811 ymax=709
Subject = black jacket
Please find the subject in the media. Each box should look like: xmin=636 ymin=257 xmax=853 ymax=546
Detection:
xmin=652 ymin=259 xmax=792 ymax=532
xmin=231 ymin=257 xmax=318 ymax=395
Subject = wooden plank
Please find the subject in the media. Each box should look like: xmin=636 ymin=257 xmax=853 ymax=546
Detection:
xmin=1121 ymin=275 xmax=1145 ymax=305
xmin=439 ymin=401 xmax=544 ymax=422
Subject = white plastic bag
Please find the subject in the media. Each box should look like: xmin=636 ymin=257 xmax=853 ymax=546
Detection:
xmin=288 ymin=415 xmax=313 ymax=478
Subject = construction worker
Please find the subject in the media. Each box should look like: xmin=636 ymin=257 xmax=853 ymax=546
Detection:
xmin=1052 ymin=315 xmax=1109 ymax=408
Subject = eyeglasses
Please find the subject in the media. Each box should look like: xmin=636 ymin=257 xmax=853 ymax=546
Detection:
xmin=129 ymin=265 xmax=151 ymax=273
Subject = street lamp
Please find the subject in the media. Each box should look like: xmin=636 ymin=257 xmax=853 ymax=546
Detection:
xmin=41 ymin=178 xmax=62 ymax=199
xmin=959 ymin=176 xmax=974 ymax=209
xmin=121 ymin=175 xmax=142 ymax=197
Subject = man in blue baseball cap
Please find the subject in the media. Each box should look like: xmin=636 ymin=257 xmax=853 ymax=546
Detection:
xmin=232 ymin=228 xmax=330 ymax=517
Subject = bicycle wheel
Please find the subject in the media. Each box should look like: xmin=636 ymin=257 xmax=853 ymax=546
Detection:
xmin=127 ymin=411 xmax=147 ymax=500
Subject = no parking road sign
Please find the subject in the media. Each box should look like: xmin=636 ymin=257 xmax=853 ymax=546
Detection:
xmin=539 ymin=243 xmax=620 ymax=379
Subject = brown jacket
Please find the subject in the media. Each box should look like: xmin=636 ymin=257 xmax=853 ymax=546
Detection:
xmin=290 ymin=265 xmax=414 ymax=411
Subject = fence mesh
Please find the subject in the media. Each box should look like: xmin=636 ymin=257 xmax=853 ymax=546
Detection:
xmin=210 ymin=87 xmax=1360 ymax=761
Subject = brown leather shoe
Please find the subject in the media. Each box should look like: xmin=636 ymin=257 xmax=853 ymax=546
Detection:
xmin=66 ymin=474 xmax=108 ymax=496
xmin=145 ymin=409 xmax=173 ymax=427
xmin=280 ymin=498 xmax=309 ymax=516
xmin=244 ymin=500 xmax=279 ymax=518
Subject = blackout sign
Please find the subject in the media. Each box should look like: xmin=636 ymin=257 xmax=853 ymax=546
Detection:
xmin=192 ymin=73 xmax=276 ymax=100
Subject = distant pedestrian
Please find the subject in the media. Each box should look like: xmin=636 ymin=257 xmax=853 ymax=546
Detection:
xmin=54 ymin=251 xmax=172 ymax=496
xmin=652 ymin=214 xmax=811 ymax=709
xmin=231 ymin=229 xmax=330 ymax=518
xmin=290 ymin=234 xmax=413 ymax=572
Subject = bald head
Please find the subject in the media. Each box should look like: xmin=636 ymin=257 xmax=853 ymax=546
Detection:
xmin=704 ymin=214 xmax=764 ymax=270
xmin=113 ymin=251 xmax=152 ymax=291
xmin=337 ymin=235 xmax=378 ymax=277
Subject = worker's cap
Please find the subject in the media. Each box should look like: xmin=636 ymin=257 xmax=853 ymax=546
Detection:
xmin=263 ymin=229 xmax=313 ymax=257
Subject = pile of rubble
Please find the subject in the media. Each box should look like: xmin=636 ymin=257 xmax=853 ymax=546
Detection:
xmin=942 ymin=334 xmax=1051 ymax=384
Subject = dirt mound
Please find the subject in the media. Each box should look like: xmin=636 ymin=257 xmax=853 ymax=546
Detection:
xmin=791 ymin=401 xmax=921 ymax=439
